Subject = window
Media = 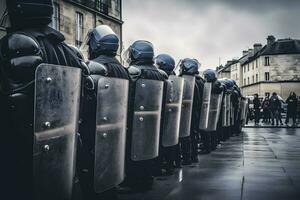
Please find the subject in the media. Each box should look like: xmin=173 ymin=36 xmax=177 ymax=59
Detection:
xmin=252 ymin=76 xmax=254 ymax=83
xmin=256 ymin=60 xmax=258 ymax=68
xmin=75 ymin=12 xmax=84 ymax=48
xmin=247 ymin=64 xmax=249 ymax=71
xmin=252 ymin=62 xmax=254 ymax=70
xmin=265 ymin=72 xmax=270 ymax=81
xmin=265 ymin=57 xmax=270 ymax=66
xmin=244 ymin=78 xmax=246 ymax=86
xmin=256 ymin=74 xmax=258 ymax=82
xmin=51 ymin=3 xmax=60 ymax=30
xmin=244 ymin=66 xmax=246 ymax=73
xmin=247 ymin=77 xmax=250 ymax=85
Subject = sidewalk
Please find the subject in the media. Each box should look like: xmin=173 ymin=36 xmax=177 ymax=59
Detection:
xmin=118 ymin=127 xmax=300 ymax=200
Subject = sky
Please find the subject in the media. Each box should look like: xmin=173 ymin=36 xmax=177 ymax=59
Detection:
xmin=122 ymin=0 xmax=300 ymax=69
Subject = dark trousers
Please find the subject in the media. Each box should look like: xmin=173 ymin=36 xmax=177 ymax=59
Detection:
xmin=126 ymin=159 xmax=154 ymax=189
xmin=254 ymin=109 xmax=260 ymax=124
xmin=211 ymin=131 xmax=217 ymax=150
xmin=180 ymin=136 xmax=191 ymax=163
xmin=286 ymin=111 xmax=297 ymax=125
xmin=201 ymin=131 xmax=211 ymax=153
xmin=191 ymin=132 xmax=200 ymax=159
xmin=154 ymin=145 xmax=176 ymax=174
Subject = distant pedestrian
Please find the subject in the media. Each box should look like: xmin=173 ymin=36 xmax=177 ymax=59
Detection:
xmin=253 ymin=94 xmax=261 ymax=125
xmin=262 ymin=96 xmax=271 ymax=123
xmin=270 ymin=92 xmax=281 ymax=126
xmin=285 ymin=92 xmax=298 ymax=126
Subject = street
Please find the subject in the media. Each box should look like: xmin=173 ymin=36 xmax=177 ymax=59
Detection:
xmin=118 ymin=128 xmax=300 ymax=200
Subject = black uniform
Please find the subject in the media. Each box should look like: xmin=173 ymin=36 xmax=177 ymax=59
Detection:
xmin=0 ymin=26 xmax=83 ymax=199
xmin=78 ymin=53 xmax=129 ymax=200
xmin=126 ymin=61 xmax=165 ymax=190
xmin=178 ymin=75 xmax=204 ymax=164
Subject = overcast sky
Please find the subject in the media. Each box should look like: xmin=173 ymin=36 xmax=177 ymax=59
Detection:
xmin=123 ymin=0 xmax=300 ymax=69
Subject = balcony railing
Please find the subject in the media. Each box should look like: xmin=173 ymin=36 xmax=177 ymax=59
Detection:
xmin=71 ymin=0 xmax=109 ymax=15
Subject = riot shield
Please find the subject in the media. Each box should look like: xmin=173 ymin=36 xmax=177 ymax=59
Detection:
xmin=240 ymin=98 xmax=248 ymax=126
xmin=230 ymin=100 xmax=235 ymax=126
xmin=131 ymin=79 xmax=164 ymax=161
xmin=94 ymin=77 xmax=129 ymax=193
xmin=226 ymin=93 xmax=231 ymax=126
xmin=162 ymin=75 xmax=184 ymax=147
xmin=33 ymin=64 xmax=81 ymax=200
xmin=199 ymin=82 xmax=212 ymax=130
xmin=222 ymin=93 xmax=231 ymax=127
xmin=206 ymin=92 xmax=223 ymax=131
xmin=179 ymin=75 xmax=195 ymax=138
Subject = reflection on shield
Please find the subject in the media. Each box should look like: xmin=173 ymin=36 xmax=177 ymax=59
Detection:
xmin=226 ymin=93 xmax=232 ymax=126
xmin=179 ymin=75 xmax=195 ymax=138
xmin=131 ymin=79 xmax=164 ymax=161
xmin=222 ymin=93 xmax=231 ymax=127
xmin=162 ymin=75 xmax=184 ymax=147
xmin=207 ymin=92 xmax=224 ymax=131
xmin=230 ymin=97 xmax=235 ymax=126
xmin=94 ymin=77 xmax=129 ymax=193
xmin=240 ymin=98 xmax=249 ymax=126
xmin=199 ymin=82 xmax=212 ymax=130
xmin=33 ymin=64 xmax=81 ymax=200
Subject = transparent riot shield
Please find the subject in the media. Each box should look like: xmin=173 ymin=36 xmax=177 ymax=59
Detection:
xmin=226 ymin=93 xmax=231 ymax=126
xmin=94 ymin=77 xmax=129 ymax=193
xmin=162 ymin=75 xmax=184 ymax=147
xmin=222 ymin=93 xmax=231 ymax=127
xmin=206 ymin=92 xmax=223 ymax=131
xmin=33 ymin=64 xmax=81 ymax=200
xmin=199 ymin=82 xmax=212 ymax=130
xmin=230 ymin=101 xmax=235 ymax=126
xmin=131 ymin=79 xmax=164 ymax=161
xmin=179 ymin=75 xmax=195 ymax=138
xmin=221 ymin=95 xmax=227 ymax=127
xmin=240 ymin=98 xmax=248 ymax=126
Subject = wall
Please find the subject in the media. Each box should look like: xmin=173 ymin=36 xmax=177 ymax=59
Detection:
xmin=241 ymin=81 xmax=300 ymax=99
xmin=269 ymin=54 xmax=300 ymax=81
xmin=55 ymin=0 xmax=122 ymax=60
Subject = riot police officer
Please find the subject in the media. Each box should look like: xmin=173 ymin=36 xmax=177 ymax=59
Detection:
xmin=177 ymin=58 xmax=204 ymax=164
xmin=154 ymin=54 xmax=184 ymax=175
xmin=122 ymin=40 xmax=166 ymax=190
xmin=78 ymin=25 xmax=129 ymax=199
xmin=200 ymin=69 xmax=223 ymax=152
xmin=0 ymin=0 xmax=83 ymax=199
xmin=219 ymin=79 xmax=235 ymax=139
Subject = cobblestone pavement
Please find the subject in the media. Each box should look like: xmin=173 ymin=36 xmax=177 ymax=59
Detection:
xmin=118 ymin=128 xmax=300 ymax=200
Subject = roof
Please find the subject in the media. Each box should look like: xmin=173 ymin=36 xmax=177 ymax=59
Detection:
xmin=261 ymin=39 xmax=300 ymax=55
xmin=217 ymin=59 xmax=238 ymax=73
xmin=241 ymin=38 xmax=300 ymax=66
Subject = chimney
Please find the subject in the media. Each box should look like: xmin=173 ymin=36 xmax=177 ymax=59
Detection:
xmin=267 ymin=35 xmax=276 ymax=46
xmin=253 ymin=43 xmax=262 ymax=54
xmin=242 ymin=50 xmax=248 ymax=56
xmin=248 ymin=48 xmax=254 ymax=56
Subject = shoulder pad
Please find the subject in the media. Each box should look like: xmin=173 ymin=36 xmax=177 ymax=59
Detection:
xmin=158 ymin=69 xmax=168 ymax=80
xmin=86 ymin=60 xmax=108 ymax=76
xmin=5 ymin=33 xmax=41 ymax=58
xmin=128 ymin=65 xmax=142 ymax=77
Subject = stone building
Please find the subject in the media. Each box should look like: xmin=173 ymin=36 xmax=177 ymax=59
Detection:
xmin=240 ymin=36 xmax=300 ymax=99
xmin=0 ymin=0 xmax=123 ymax=60
xmin=216 ymin=60 xmax=237 ymax=79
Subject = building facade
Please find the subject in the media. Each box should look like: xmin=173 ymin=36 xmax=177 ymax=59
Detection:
xmin=0 ymin=0 xmax=123 ymax=60
xmin=216 ymin=60 xmax=237 ymax=80
xmin=241 ymin=36 xmax=300 ymax=99
xmin=220 ymin=35 xmax=300 ymax=100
